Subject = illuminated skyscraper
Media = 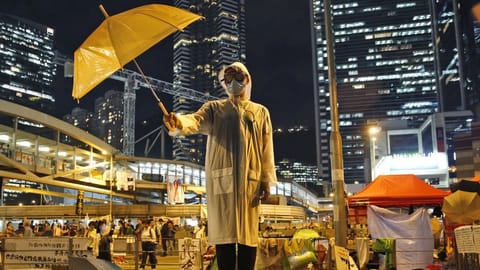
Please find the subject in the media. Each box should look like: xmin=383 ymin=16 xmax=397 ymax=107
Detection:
xmin=430 ymin=0 xmax=480 ymax=178
xmin=62 ymin=107 xmax=94 ymax=147
xmin=0 ymin=13 xmax=56 ymax=205
xmin=0 ymin=13 xmax=56 ymax=114
xmin=310 ymin=1 xmax=438 ymax=184
xmin=431 ymin=0 xmax=480 ymax=112
xmin=171 ymin=0 xmax=247 ymax=165
xmin=92 ymin=90 xmax=124 ymax=151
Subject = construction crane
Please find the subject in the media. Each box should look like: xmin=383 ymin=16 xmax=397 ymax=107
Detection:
xmin=56 ymin=51 xmax=219 ymax=156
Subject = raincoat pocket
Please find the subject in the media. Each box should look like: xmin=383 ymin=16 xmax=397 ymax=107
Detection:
xmin=211 ymin=167 xmax=234 ymax=195
xmin=247 ymin=170 xmax=260 ymax=194
xmin=248 ymin=170 xmax=261 ymax=207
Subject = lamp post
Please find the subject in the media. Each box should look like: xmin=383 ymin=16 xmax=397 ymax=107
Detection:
xmin=368 ymin=126 xmax=380 ymax=181
xmin=109 ymin=156 xmax=113 ymax=221
xmin=324 ymin=0 xmax=347 ymax=247
xmin=370 ymin=136 xmax=377 ymax=180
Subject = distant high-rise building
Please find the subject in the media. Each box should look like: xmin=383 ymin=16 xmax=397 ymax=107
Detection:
xmin=62 ymin=107 xmax=94 ymax=147
xmin=63 ymin=107 xmax=93 ymax=131
xmin=171 ymin=0 xmax=247 ymax=165
xmin=430 ymin=0 xmax=480 ymax=179
xmin=0 ymin=13 xmax=56 ymax=115
xmin=431 ymin=0 xmax=480 ymax=113
xmin=275 ymin=159 xmax=323 ymax=196
xmin=310 ymin=1 xmax=438 ymax=184
xmin=92 ymin=90 xmax=124 ymax=151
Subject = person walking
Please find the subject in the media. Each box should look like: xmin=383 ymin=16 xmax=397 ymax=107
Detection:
xmin=163 ymin=62 xmax=277 ymax=270
xmin=140 ymin=219 xmax=158 ymax=269
xmin=23 ymin=220 xmax=34 ymax=237
xmin=134 ymin=218 xmax=145 ymax=260
xmin=193 ymin=219 xmax=206 ymax=240
xmin=86 ymin=221 xmax=98 ymax=256
xmin=193 ymin=219 xmax=207 ymax=254
xmin=155 ymin=218 xmax=165 ymax=250
xmin=160 ymin=220 xmax=175 ymax=256
xmin=97 ymin=225 xmax=113 ymax=262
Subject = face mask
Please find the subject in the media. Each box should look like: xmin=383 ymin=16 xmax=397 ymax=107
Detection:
xmin=226 ymin=79 xmax=245 ymax=96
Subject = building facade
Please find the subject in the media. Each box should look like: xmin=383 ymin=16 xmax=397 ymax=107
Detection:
xmin=63 ymin=89 xmax=124 ymax=151
xmin=431 ymin=0 xmax=480 ymax=113
xmin=0 ymin=13 xmax=56 ymax=115
xmin=92 ymin=90 xmax=124 ymax=151
xmin=171 ymin=0 xmax=247 ymax=165
xmin=62 ymin=107 xmax=94 ymax=148
xmin=0 ymin=14 xmax=57 ymax=205
xmin=311 ymin=1 xmax=439 ymax=184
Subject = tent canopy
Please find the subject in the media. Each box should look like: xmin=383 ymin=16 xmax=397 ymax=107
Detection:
xmin=348 ymin=174 xmax=449 ymax=207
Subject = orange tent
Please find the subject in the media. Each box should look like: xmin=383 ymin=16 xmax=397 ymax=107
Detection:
xmin=471 ymin=175 xmax=480 ymax=181
xmin=348 ymin=174 xmax=449 ymax=207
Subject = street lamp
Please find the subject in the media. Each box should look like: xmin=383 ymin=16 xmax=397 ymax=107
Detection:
xmin=368 ymin=126 xmax=381 ymax=181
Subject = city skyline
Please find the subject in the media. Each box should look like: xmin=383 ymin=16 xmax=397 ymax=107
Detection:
xmin=8 ymin=0 xmax=477 ymax=184
xmin=0 ymin=0 xmax=316 ymax=130
xmin=311 ymin=0 xmax=480 ymax=184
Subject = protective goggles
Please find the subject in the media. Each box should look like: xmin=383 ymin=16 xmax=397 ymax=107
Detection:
xmin=222 ymin=67 xmax=246 ymax=84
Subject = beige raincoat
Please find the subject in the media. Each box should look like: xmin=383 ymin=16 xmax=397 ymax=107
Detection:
xmin=170 ymin=62 xmax=277 ymax=247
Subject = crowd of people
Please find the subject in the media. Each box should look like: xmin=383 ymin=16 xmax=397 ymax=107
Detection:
xmin=0 ymin=219 xmax=85 ymax=238
xmin=0 ymin=216 xmax=207 ymax=268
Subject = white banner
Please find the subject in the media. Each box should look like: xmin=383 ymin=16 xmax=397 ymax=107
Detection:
xmin=178 ymin=238 xmax=201 ymax=270
xmin=367 ymin=205 xmax=434 ymax=270
xmin=454 ymin=225 xmax=480 ymax=253
xmin=3 ymin=237 xmax=89 ymax=266
xmin=115 ymin=168 xmax=135 ymax=191
xmin=167 ymin=175 xmax=184 ymax=204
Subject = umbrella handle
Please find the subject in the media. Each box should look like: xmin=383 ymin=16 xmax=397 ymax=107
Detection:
xmin=158 ymin=101 xmax=169 ymax=116
xmin=99 ymin=5 xmax=110 ymax=18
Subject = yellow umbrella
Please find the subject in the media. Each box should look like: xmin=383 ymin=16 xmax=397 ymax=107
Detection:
xmin=72 ymin=4 xmax=203 ymax=114
xmin=442 ymin=190 xmax=480 ymax=224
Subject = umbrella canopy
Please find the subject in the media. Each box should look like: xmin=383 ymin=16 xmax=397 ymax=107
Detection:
xmin=442 ymin=190 xmax=480 ymax=224
xmin=72 ymin=4 xmax=202 ymax=102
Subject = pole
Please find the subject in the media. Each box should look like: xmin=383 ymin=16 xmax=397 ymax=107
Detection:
xmin=324 ymin=0 xmax=347 ymax=247
xmin=370 ymin=137 xmax=376 ymax=181
xmin=368 ymin=126 xmax=380 ymax=181
xmin=109 ymin=156 xmax=113 ymax=221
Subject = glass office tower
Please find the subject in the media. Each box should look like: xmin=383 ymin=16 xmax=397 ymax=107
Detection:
xmin=0 ymin=13 xmax=56 ymax=115
xmin=0 ymin=13 xmax=56 ymax=205
xmin=431 ymin=0 xmax=480 ymax=112
xmin=310 ymin=1 xmax=438 ymax=184
xmin=172 ymin=0 xmax=247 ymax=165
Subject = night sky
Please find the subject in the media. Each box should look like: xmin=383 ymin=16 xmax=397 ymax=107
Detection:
xmin=1 ymin=1 xmax=316 ymax=162
xmin=1 ymin=0 xmax=314 ymax=126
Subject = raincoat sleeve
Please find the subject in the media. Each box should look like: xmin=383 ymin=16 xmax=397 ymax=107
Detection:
xmin=261 ymin=107 xmax=277 ymax=185
xmin=168 ymin=102 xmax=214 ymax=136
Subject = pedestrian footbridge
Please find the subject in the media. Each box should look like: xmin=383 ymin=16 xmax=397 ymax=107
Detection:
xmin=0 ymin=100 xmax=326 ymax=220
